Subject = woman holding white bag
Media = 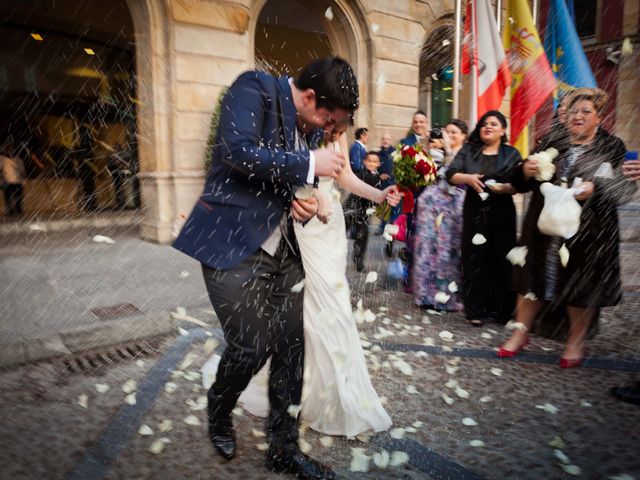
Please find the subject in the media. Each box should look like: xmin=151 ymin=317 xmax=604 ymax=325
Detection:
xmin=498 ymin=88 xmax=637 ymax=367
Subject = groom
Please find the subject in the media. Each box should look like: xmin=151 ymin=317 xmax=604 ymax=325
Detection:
xmin=174 ymin=57 xmax=359 ymax=479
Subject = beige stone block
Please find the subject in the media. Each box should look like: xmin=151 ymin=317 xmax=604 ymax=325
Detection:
xmin=368 ymin=11 xmax=425 ymax=43
xmin=376 ymin=36 xmax=421 ymax=65
xmin=374 ymin=126 xmax=409 ymax=145
xmin=376 ymin=59 xmax=419 ymax=87
xmin=177 ymin=112 xmax=212 ymax=141
xmin=176 ymin=82 xmax=224 ymax=113
xmin=175 ymin=54 xmax=247 ymax=85
xmin=174 ymin=24 xmax=249 ymax=60
xmin=376 ymin=81 xmax=419 ymax=108
xmin=172 ymin=0 xmax=250 ymax=33
xmin=622 ymin=0 xmax=639 ymax=35
xmin=374 ymin=104 xmax=418 ymax=130
xmin=175 ymin=140 xmax=208 ymax=170
xmin=366 ymin=0 xmax=438 ymax=20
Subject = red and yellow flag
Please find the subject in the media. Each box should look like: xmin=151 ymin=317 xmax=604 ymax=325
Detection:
xmin=503 ymin=0 xmax=556 ymax=156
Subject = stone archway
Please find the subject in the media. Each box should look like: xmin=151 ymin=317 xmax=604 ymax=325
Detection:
xmin=250 ymin=0 xmax=373 ymax=131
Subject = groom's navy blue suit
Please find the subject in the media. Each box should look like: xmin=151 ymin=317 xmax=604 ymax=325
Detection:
xmin=174 ymin=71 xmax=322 ymax=449
xmin=174 ymin=72 xmax=321 ymax=269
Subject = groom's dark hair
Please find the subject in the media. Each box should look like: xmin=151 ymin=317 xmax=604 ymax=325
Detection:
xmin=294 ymin=56 xmax=359 ymax=113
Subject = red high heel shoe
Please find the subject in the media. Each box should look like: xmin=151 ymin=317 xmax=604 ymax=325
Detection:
xmin=497 ymin=337 xmax=529 ymax=358
xmin=559 ymin=357 xmax=583 ymax=369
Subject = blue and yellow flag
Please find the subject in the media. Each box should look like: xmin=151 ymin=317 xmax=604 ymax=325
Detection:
xmin=544 ymin=0 xmax=597 ymax=103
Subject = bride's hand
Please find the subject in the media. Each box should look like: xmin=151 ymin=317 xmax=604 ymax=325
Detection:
xmin=381 ymin=185 xmax=403 ymax=206
xmin=312 ymin=190 xmax=332 ymax=224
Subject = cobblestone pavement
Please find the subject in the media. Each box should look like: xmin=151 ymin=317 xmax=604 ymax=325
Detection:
xmin=1 ymin=232 xmax=639 ymax=479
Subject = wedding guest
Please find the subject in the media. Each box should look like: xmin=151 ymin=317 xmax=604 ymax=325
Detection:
xmin=498 ymin=88 xmax=637 ymax=367
xmin=376 ymin=132 xmax=395 ymax=235
xmin=0 ymin=141 xmax=27 ymax=215
xmin=349 ymin=127 xmax=368 ymax=172
xmin=446 ymin=111 xmax=520 ymax=326
xmin=413 ymin=119 xmax=468 ymax=311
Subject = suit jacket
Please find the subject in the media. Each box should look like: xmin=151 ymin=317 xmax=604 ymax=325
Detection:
xmin=349 ymin=141 xmax=367 ymax=172
xmin=173 ymin=72 xmax=322 ymax=269
xmin=401 ymin=133 xmax=423 ymax=147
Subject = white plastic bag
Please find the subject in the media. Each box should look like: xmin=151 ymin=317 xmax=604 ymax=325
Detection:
xmin=537 ymin=182 xmax=582 ymax=239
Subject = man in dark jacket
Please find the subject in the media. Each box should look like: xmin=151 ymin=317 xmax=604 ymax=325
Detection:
xmin=174 ymin=57 xmax=358 ymax=479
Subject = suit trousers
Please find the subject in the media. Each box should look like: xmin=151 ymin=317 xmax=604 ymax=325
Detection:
xmin=202 ymin=238 xmax=305 ymax=446
xmin=352 ymin=212 xmax=369 ymax=267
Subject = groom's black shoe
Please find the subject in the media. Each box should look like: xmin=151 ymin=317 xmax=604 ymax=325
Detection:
xmin=209 ymin=420 xmax=236 ymax=460
xmin=266 ymin=443 xmax=335 ymax=479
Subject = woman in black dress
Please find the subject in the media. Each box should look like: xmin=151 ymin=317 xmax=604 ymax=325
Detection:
xmin=498 ymin=88 xmax=637 ymax=367
xmin=446 ymin=111 xmax=522 ymax=326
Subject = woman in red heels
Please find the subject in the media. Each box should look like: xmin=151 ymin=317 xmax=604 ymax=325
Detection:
xmin=498 ymin=88 xmax=637 ymax=368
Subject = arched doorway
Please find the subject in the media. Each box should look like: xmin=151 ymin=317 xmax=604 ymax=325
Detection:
xmin=252 ymin=0 xmax=371 ymax=128
xmin=0 ymin=0 xmax=139 ymax=216
xmin=419 ymin=24 xmax=455 ymax=128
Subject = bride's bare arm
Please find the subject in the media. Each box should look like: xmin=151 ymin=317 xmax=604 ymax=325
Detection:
xmin=334 ymin=133 xmax=386 ymax=204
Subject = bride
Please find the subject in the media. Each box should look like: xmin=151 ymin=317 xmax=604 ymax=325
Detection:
xmin=204 ymin=121 xmax=397 ymax=438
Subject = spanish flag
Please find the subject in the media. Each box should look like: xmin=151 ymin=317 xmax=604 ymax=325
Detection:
xmin=503 ymin=0 xmax=556 ymax=156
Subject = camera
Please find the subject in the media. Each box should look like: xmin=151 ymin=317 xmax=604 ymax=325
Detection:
xmin=430 ymin=127 xmax=443 ymax=140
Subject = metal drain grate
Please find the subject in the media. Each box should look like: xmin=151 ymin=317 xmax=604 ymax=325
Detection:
xmin=90 ymin=303 xmax=142 ymax=320
xmin=59 ymin=337 xmax=164 ymax=374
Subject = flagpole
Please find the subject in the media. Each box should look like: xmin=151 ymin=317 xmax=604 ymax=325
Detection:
xmin=495 ymin=0 xmax=502 ymax=31
xmin=453 ymin=0 xmax=463 ymax=118
xmin=532 ymin=0 xmax=539 ymax=24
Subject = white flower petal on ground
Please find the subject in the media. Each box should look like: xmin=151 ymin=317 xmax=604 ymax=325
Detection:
xmin=232 ymin=406 xmax=244 ymax=417
xmin=434 ymin=291 xmax=451 ymax=304
xmin=412 ymin=421 xmax=424 ymax=428
xmin=95 ymin=383 xmax=110 ymax=393
xmin=178 ymin=327 xmax=189 ymax=336
xmin=479 ymin=395 xmax=493 ymax=403
xmin=179 ymin=352 xmax=199 ymax=370
xmin=183 ymin=371 xmax=201 ymax=382
xmin=256 ymin=442 xmax=270 ymax=451
xmin=319 ymin=436 xmax=334 ymax=448
xmin=78 ymin=394 xmax=89 ymax=409
xmin=505 ymin=320 xmax=528 ymax=333
xmin=559 ymin=243 xmax=570 ymax=267
xmin=389 ymin=451 xmax=409 ymax=467
xmin=406 ymin=385 xmax=418 ymax=394
xmin=158 ymin=419 xmax=173 ymax=432
xmin=136 ymin=359 xmax=145 ymax=368
xmin=324 ymin=6 xmax=334 ymax=21
xmin=560 ymin=464 xmax=582 ymax=476
xmin=524 ymin=291 xmax=538 ymax=301
xmin=609 ymin=475 xmax=635 ymax=480
xmin=580 ymin=399 xmax=593 ymax=407
xmin=148 ymin=437 xmax=171 ymax=455
xmin=441 ymin=393 xmax=455 ymax=405
xmin=448 ymin=281 xmax=458 ymax=293
xmin=549 ymin=436 xmax=565 ymax=449
xmin=393 ymin=359 xmax=414 ymax=376
xmin=371 ymin=345 xmax=382 ymax=353
xmin=506 ymin=246 xmax=528 ymax=267
xmin=481 ymin=332 xmax=493 ymax=339
xmin=356 ymin=433 xmax=371 ymax=443
xmin=472 ymin=233 xmax=487 ymax=245
xmin=350 ymin=448 xmax=370 ymax=472
xmin=455 ymin=386 xmax=470 ymax=399
xmin=445 ymin=379 xmax=458 ymax=389
xmin=373 ymin=449 xmax=390 ymax=468
xmin=421 ymin=316 xmax=431 ymax=325
xmin=287 ymin=404 xmax=302 ymax=418
xmin=446 ymin=365 xmax=459 ymax=375
xmin=469 ymin=440 xmax=485 ymax=447
xmin=138 ymin=424 xmax=154 ymax=436
xmin=536 ymin=402 xmax=559 ymax=415
xmin=364 ymin=310 xmax=377 ymax=323
xmin=462 ymin=417 xmax=478 ymax=426
xmin=490 ymin=367 xmax=503 ymax=377
xmin=438 ymin=330 xmax=454 ymax=342
xmin=554 ymin=449 xmax=571 ymax=464
xmin=122 ymin=379 xmax=137 ymax=394
xmin=479 ymin=192 xmax=490 ymax=201
xmin=423 ymin=337 xmax=435 ymax=346
xmin=204 ymin=338 xmax=219 ymax=355
xmin=300 ymin=439 xmax=312 ymax=454
xmin=442 ymin=345 xmax=453 ymax=352
xmin=365 ymin=271 xmax=378 ymax=284
xmin=183 ymin=414 xmax=201 ymax=426
xmin=124 ymin=392 xmax=137 ymax=405
xmin=290 ymin=280 xmax=305 ymax=293
xmin=390 ymin=427 xmax=406 ymax=439
xmin=405 ymin=426 xmax=417 ymax=433
xmin=92 ymin=235 xmax=115 ymax=244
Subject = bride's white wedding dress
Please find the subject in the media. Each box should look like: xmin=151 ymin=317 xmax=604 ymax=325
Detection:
xmin=202 ymin=161 xmax=392 ymax=438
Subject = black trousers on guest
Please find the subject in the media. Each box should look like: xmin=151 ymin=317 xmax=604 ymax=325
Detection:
xmin=352 ymin=213 xmax=369 ymax=268
xmin=3 ymin=184 xmax=23 ymax=215
xmin=202 ymin=238 xmax=305 ymax=446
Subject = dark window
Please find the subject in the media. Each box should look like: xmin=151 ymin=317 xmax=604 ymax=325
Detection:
xmin=574 ymin=0 xmax=597 ymax=38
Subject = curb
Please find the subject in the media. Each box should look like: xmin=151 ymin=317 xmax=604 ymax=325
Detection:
xmin=0 ymin=311 xmax=177 ymax=368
